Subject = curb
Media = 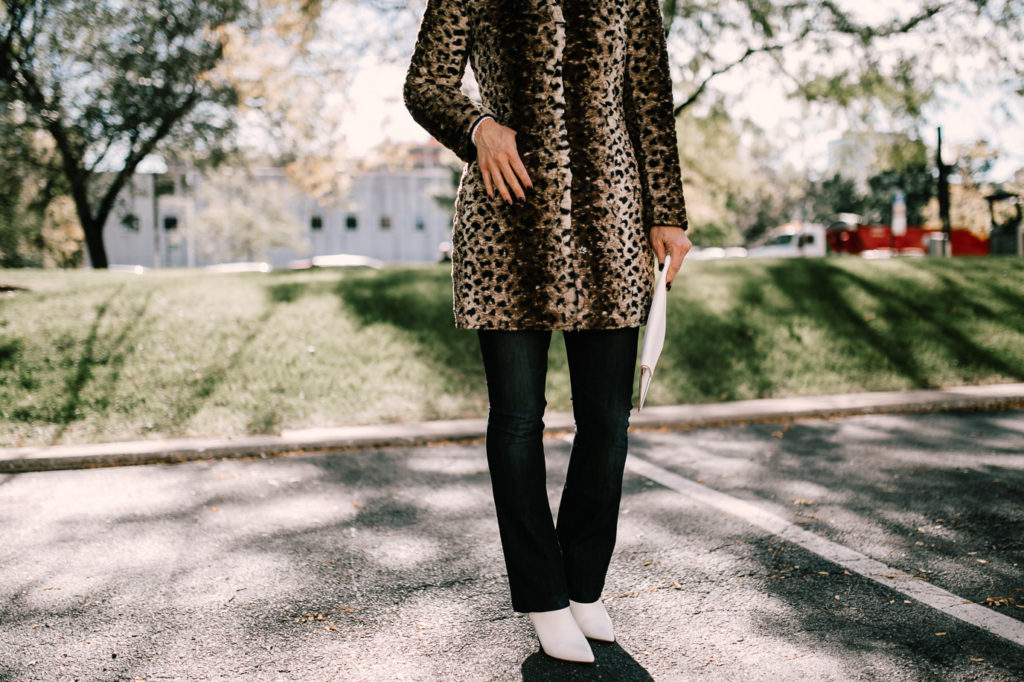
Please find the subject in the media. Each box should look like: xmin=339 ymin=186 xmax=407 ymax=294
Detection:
xmin=2 ymin=383 xmax=1023 ymax=474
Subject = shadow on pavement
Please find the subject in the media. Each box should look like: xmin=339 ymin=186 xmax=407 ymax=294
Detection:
xmin=521 ymin=640 xmax=654 ymax=680
xmin=626 ymin=409 xmax=1024 ymax=678
xmin=2 ymin=410 xmax=1023 ymax=679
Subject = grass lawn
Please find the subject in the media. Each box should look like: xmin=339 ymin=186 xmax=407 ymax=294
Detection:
xmin=1 ymin=257 xmax=1023 ymax=447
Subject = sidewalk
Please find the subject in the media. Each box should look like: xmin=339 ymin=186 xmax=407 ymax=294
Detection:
xmin=3 ymin=382 xmax=1023 ymax=474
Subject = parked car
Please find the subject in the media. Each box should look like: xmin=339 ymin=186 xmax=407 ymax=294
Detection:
xmin=747 ymin=222 xmax=827 ymax=258
xmin=310 ymin=254 xmax=385 ymax=269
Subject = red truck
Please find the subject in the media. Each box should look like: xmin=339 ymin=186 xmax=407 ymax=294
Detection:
xmin=825 ymin=222 xmax=990 ymax=257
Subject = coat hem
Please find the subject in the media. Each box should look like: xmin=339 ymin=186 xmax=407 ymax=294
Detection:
xmin=454 ymin=318 xmax=648 ymax=332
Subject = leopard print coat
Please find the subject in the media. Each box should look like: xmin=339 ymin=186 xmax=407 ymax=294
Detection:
xmin=404 ymin=0 xmax=688 ymax=330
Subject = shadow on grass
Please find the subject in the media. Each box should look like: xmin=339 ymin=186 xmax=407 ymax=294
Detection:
xmin=42 ymin=285 xmax=154 ymax=444
xmin=156 ymin=304 xmax=280 ymax=437
xmin=333 ymin=268 xmax=485 ymax=387
xmin=271 ymin=260 xmax=1024 ymax=410
xmin=834 ymin=265 xmax=1024 ymax=381
xmin=665 ymin=259 xmax=1024 ymax=403
xmin=765 ymin=260 xmax=933 ymax=386
xmin=664 ymin=277 xmax=770 ymax=401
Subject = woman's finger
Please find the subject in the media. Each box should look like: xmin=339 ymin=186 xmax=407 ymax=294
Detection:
xmin=498 ymin=156 xmax=526 ymax=202
xmin=651 ymin=235 xmax=667 ymax=268
xmin=481 ymin=165 xmax=495 ymax=199
xmin=667 ymin=242 xmax=684 ymax=282
xmin=665 ymin=231 xmax=691 ymax=285
xmin=488 ymin=159 xmax=514 ymax=204
xmin=508 ymin=149 xmax=533 ymax=193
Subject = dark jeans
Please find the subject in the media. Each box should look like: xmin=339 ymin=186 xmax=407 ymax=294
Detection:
xmin=477 ymin=327 xmax=639 ymax=613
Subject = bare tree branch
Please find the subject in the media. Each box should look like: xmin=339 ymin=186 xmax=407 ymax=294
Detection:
xmin=675 ymin=41 xmax=790 ymax=115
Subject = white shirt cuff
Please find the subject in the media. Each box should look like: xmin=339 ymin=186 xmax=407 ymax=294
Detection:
xmin=470 ymin=116 xmax=494 ymax=146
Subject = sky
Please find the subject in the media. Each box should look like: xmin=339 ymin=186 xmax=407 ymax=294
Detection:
xmin=331 ymin=1 xmax=1024 ymax=183
xmin=339 ymin=60 xmax=1023 ymax=182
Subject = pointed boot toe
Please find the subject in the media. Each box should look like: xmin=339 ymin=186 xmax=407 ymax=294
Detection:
xmin=569 ymin=599 xmax=615 ymax=642
xmin=529 ymin=608 xmax=595 ymax=663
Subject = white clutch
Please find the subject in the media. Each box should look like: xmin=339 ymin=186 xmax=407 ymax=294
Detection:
xmin=638 ymin=253 xmax=670 ymax=410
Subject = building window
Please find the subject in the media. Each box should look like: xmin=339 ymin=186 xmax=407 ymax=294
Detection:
xmin=415 ymin=218 xmax=425 ymax=231
xmin=163 ymin=216 xmax=178 ymax=231
xmin=121 ymin=214 xmax=140 ymax=232
xmin=380 ymin=215 xmax=392 ymax=230
xmin=311 ymin=215 xmax=323 ymax=231
xmin=345 ymin=215 xmax=358 ymax=230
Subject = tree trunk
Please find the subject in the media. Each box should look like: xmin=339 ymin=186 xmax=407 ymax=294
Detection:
xmin=83 ymin=219 xmax=108 ymax=269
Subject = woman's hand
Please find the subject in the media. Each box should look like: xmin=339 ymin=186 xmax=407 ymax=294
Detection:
xmin=475 ymin=118 xmax=533 ymax=204
xmin=649 ymin=226 xmax=691 ymax=288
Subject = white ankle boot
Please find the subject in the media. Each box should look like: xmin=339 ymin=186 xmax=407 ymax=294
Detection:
xmin=568 ymin=599 xmax=615 ymax=642
xmin=528 ymin=607 xmax=595 ymax=663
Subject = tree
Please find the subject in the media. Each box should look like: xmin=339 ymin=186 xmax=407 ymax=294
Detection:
xmin=804 ymin=134 xmax=935 ymax=226
xmin=214 ymin=0 xmax=403 ymax=205
xmin=1 ymin=0 xmax=249 ymax=268
xmin=662 ymin=0 xmax=1024 ymax=125
xmin=807 ymin=173 xmax=867 ymax=224
xmin=859 ymin=135 xmax=934 ymax=225
xmin=0 ymin=109 xmax=39 ymax=266
xmin=921 ymin=139 xmax=1002 ymax=234
xmin=0 ymin=104 xmax=80 ymax=267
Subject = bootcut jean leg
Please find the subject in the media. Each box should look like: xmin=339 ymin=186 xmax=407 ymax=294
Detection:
xmin=556 ymin=326 xmax=639 ymax=603
xmin=477 ymin=329 xmax=568 ymax=613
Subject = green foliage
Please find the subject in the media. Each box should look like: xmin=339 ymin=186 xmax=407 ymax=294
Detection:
xmin=808 ymin=174 xmax=866 ymax=224
xmin=665 ymin=0 xmax=1024 ymax=128
xmin=675 ymin=100 xmax=808 ymax=246
xmin=0 ymin=120 xmax=34 ymax=267
xmin=808 ymin=133 xmax=935 ymax=225
xmin=865 ymin=163 xmax=934 ymax=225
xmin=0 ymin=107 xmax=76 ymax=267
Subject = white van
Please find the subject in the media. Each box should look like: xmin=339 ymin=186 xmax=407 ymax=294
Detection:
xmin=747 ymin=222 xmax=827 ymax=258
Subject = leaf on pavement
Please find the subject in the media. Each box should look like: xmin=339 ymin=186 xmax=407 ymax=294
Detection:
xmin=982 ymin=596 xmax=1014 ymax=607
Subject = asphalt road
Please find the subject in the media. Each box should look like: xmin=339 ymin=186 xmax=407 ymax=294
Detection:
xmin=1 ymin=408 xmax=1022 ymax=681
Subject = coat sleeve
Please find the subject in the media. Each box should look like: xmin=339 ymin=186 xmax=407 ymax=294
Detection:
xmin=622 ymin=0 xmax=689 ymax=231
xmin=403 ymin=0 xmax=488 ymax=164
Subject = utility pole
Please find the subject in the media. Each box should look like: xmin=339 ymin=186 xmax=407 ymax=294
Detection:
xmin=937 ymin=126 xmax=952 ymax=256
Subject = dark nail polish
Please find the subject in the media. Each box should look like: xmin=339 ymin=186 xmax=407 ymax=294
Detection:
xmin=659 ymin=263 xmax=664 ymax=271
xmin=666 ymin=282 xmax=672 ymax=291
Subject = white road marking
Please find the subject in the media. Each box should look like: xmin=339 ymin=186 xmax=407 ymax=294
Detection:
xmin=626 ymin=454 xmax=1024 ymax=648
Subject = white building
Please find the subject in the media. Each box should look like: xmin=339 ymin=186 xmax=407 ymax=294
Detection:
xmin=826 ymin=135 xmax=877 ymax=191
xmin=99 ymin=139 xmax=457 ymax=268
